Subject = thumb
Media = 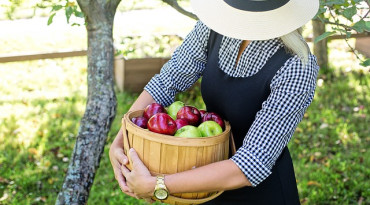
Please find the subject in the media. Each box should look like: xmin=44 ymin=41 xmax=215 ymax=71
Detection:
xmin=129 ymin=148 xmax=144 ymax=168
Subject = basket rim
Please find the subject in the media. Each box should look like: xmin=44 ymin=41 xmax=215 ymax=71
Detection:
xmin=124 ymin=110 xmax=231 ymax=147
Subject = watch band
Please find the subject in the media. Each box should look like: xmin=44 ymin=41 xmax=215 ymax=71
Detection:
xmin=154 ymin=175 xmax=169 ymax=200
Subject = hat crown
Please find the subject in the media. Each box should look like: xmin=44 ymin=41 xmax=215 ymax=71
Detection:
xmin=224 ymin=0 xmax=290 ymax=12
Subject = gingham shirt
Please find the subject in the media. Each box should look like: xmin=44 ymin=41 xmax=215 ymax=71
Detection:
xmin=144 ymin=21 xmax=319 ymax=186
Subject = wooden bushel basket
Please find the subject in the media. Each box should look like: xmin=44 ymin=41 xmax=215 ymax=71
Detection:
xmin=122 ymin=110 xmax=232 ymax=205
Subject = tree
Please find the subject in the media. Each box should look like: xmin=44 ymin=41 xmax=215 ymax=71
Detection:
xmin=1 ymin=0 xmax=368 ymax=203
xmin=313 ymin=19 xmax=329 ymax=70
xmin=314 ymin=0 xmax=370 ymax=67
xmin=52 ymin=0 xmax=120 ymax=204
xmin=161 ymin=0 xmax=197 ymax=20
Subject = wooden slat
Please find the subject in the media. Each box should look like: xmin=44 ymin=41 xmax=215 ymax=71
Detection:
xmin=355 ymin=37 xmax=370 ymax=58
xmin=132 ymin=135 xmax=144 ymax=164
xmin=143 ymin=139 xmax=151 ymax=168
xmin=176 ymin=146 xmax=194 ymax=199
xmin=0 ymin=50 xmax=87 ymax=63
xmin=121 ymin=57 xmax=169 ymax=93
xmin=165 ymin=145 xmax=179 ymax=174
xmin=149 ymin=141 xmax=161 ymax=174
xmin=125 ymin=58 xmax=169 ymax=71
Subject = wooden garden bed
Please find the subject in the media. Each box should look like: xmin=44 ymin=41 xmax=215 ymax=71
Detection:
xmin=114 ymin=56 xmax=170 ymax=93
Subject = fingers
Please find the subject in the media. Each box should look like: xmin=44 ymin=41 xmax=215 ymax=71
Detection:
xmin=123 ymin=191 xmax=136 ymax=198
xmin=128 ymin=148 xmax=144 ymax=169
xmin=143 ymin=197 xmax=155 ymax=203
xmin=114 ymin=148 xmax=129 ymax=166
xmin=113 ymin=166 xmax=131 ymax=193
xmin=121 ymin=164 xmax=131 ymax=178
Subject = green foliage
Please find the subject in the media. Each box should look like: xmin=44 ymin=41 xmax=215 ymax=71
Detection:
xmin=0 ymin=0 xmax=23 ymax=20
xmin=45 ymin=0 xmax=84 ymax=26
xmin=0 ymin=51 xmax=368 ymax=205
xmin=115 ymin=35 xmax=183 ymax=59
xmin=314 ymin=31 xmax=337 ymax=43
xmin=315 ymin=0 xmax=369 ymax=66
xmin=316 ymin=0 xmax=369 ymax=37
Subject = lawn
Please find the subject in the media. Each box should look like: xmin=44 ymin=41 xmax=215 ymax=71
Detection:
xmin=0 ymin=46 xmax=369 ymax=205
xmin=0 ymin=5 xmax=369 ymax=204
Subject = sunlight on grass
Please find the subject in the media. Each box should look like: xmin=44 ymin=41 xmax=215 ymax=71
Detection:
xmin=0 ymin=6 xmax=369 ymax=203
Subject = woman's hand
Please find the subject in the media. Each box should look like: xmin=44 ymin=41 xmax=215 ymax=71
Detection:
xmin=109 ymin=128 xmax=136 ymax=198
xmin=122 ymin=148 xmax=156 ymax=199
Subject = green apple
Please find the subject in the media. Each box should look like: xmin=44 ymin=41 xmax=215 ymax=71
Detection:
xmin=174 ymin=125 xmax=202 ymax=138
xmin=198 ymin=121 xmax=223 ymax=137
xmin=167 ymin=101 xmax=185 ymax=120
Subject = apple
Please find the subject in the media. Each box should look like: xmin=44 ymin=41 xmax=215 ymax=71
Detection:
xmin=174 ymin=125 xmax=202 ymax=138
xmin=176 ymin=106 xmax=201 ymax=126
xmin=198 ymin=121 xmax=223 ymax=137
xmin=167 ymin=101 xmax=185 ymax=119
xmin=175 ymin=118 xmax=189 ymax=130
xmin=131 ymin=116 xmax=148 ymax=129
xmin=202 ymin=112 xmax=225 ymax=130
xmin=199 ymin=109 xmax=207 ymax=118
xmin=143 ymin=103 xmax=167 ymax=120
xmin=147 ymin=113 xmax=177 ymax=135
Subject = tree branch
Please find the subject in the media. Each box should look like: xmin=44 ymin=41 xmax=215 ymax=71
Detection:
xmin=161 ymin=0 xmax=198 ymax=20
xmin=318 ymin=17 xmax=354 ymax=31
xmin=328 ymin=9 xmax=364 ymax=62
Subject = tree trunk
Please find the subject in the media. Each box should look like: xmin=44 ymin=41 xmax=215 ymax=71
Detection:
xmin=56 ymin=0 xmax=121 ymax=204
xmin=312 ymin=19 xmax=328 ymax=70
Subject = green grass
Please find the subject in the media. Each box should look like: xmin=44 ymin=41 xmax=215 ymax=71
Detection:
xmin=0 ymin=55 xmax=368 ymax=204
xmin=0 ymin=13 xmax=369 ymax=203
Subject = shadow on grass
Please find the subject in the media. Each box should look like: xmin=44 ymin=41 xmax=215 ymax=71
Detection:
xmin=0 ymin=69 xmax=368 ymax=204
xmin=0 ymin=95 xmax=86 ymax=204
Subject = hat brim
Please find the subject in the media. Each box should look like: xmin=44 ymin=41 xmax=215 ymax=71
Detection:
xmin=191 ymin=0 xmax=319 ymax=40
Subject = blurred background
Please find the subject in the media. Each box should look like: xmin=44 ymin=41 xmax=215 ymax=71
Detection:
xmin=0 ymin=0 xmax=369 ymax=204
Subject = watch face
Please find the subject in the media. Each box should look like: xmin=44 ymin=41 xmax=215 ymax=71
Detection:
xmin=154 ymin=189 xmax=168 ymax=200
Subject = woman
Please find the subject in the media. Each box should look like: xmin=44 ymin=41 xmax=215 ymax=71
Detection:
xmin=109 ymin=0 xmax=320 ymax=204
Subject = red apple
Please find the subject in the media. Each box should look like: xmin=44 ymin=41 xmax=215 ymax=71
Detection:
xmin=143 ymin=103 xmax=167 ymax=120
xmin=176 ymin=106 xmax=201 ymax=126
xmin=147 ymin=113 xmax=177 ymax=135
xmin=199 ymin=109 xmax=207 ymax=118
xmin=175 ymin=118 xmax=189 ymax=130
xmin=202 ymin=112 xmax=225 ymax=130
xmin=132 ymin=116 xmax=148 ymax=129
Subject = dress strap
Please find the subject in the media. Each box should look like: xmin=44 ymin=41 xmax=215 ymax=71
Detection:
xmin=206 ymin=30 xmax=218 ymax=58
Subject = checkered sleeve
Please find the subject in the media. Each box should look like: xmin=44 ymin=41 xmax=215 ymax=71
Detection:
xmin=231 ymin=54 xmax=320 ymax=186
xmin=144 ymin=21 xmax=210 ymax=107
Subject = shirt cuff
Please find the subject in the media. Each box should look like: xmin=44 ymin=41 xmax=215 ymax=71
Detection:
xmin=144 ymin=75 xmax=175 ymax=107
xmin=230 ymin=146 xmax=272 ymax=187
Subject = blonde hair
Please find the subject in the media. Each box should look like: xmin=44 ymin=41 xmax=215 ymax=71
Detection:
xmin=280 ymin=28 xmax=310 ymax=66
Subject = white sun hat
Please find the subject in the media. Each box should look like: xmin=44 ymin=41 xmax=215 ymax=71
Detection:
xmin=190 ymin=0 xmax=319 ymax=40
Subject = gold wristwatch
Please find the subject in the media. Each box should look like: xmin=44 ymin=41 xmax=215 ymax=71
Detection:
xmin=153 ymin=175 xmax=169 ymax=200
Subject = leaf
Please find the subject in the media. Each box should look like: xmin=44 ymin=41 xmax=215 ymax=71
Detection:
xmin=345 ymin=31 xmax=352 ymax=38
xmin=47 ymin=13 xmax=56 ymax=25
xmin=360 ymin=59 xmax=370 ymax=67
xmin=314 ymin=31 xmax=336 ymax=43
xmin=51 ymin=5 xmax=63 ymax=12
xmin=365 ymin=21 xmax=370 ymax=32
xmin=74 ymin=10 xmax=84 ymax=18
xmin=342 ymin=6 xmax=357 ymax=21
xmin=325 ymin=0 xmax=346 ymax=6
xmin=65 ymin=6 xmax=73 ymax=24
xmin=28 ymin=147 xmax=38 ymax=155
xmin=307 ymin=181 xmax=321 ymax=186
xmin=353 ymin=20 xmax=366 ymax=33
xmin=0 ymin=177 xmax=9 ymax=184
